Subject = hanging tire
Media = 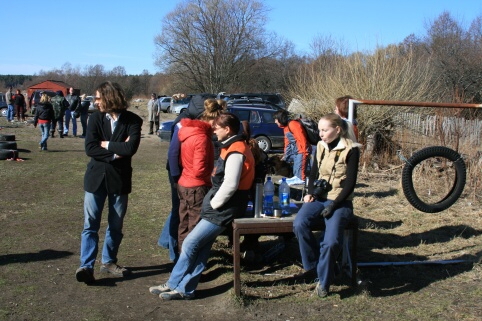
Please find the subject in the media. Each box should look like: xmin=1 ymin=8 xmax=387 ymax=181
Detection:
xmin=0 ymin=141 xmax=17 ymax=150
xmin=0 ymin=149 xmax=18 ymax=160
xmin=401 ymin=146 xmax=466 ymax=213
xmin=0 ymin=134 xmax=16 ymax=141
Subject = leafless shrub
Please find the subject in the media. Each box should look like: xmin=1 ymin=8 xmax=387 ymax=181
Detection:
xmin=288 ymin=43 xmax=440 ymax=157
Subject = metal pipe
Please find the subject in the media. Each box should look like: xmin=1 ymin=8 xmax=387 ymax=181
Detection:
xmin=347 ymin=98 xmax=482 ymax=122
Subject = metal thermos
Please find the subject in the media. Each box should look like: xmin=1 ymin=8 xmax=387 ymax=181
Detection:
xmin=254 ymin=180 xmax=263 ymax=218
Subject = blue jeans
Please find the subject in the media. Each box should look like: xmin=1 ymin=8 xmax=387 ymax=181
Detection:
xmin=7 ymin=104 xmax=14 ymax=121
xmin=80 ymin=188 xmax=128 ymax=269
xmin=167 ymin=219 xmax=225 ymax=296
xmin=158 ymin=170 xmax=180 ymax=262
xmin=39 ymin=123 xmax=51 ymax=149
xmin=64 ymin=110 xmax=77 ymax=136
xmin=293 ymin=199 xmax=353 ymax=291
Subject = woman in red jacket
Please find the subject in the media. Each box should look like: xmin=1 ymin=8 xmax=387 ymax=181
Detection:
xmin=176 ymin=99 xmax=223 ymax=251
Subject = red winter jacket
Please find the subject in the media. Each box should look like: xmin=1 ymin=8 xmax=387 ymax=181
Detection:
xmin=178 ymin=118 xmax=214 ymax=188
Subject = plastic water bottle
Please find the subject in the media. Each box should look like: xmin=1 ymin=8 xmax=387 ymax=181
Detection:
xmin=279 ymin=177 xmax=291 ymax=215
xmin=263 ymin=177 xmax=275 ymax=216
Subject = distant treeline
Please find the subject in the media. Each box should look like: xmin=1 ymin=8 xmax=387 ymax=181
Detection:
xmin=1 ymin=75 xmax=34 ymax=88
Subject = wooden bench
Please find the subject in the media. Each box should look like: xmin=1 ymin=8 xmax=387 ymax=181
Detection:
xmin=232 ymin=214 xmax=358 ymax=296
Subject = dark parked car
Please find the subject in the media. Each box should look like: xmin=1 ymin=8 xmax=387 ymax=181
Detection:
xmin=29 ymin=90 xmax=56 ymax=115
xmin=158 ymin=103 xmax=284 ymax=152
xmin=229 ymin=105 xmax=284 ymax=152
xmin=220 ymin=92 xmax=286 ymax=109
xmin=0 ymin=93 xmax=7 ymax=117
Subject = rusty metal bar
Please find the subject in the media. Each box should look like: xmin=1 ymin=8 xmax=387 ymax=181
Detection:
xmin=347 ymin=99 xmax=482 ymax=123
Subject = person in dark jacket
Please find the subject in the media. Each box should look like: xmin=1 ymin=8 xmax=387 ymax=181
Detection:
xmin=78 ymin=94 xmax=90 ymax=138
xmin=64 ymin=87 xmax=80 ymax=136
xmin=149 ymin=112 xmax=254 ymax=300
xmin=14 ymin=89 xmax=26 ymax=123
xmin=157 ymin=95 xmax=221 ymax=263
xmin=50 ymin=91 xmax=69 ymax=138
xmin=75 ymin=81 xmax=142 ymax=284
xmin=33 ymin=93 xmax=55 ymax=151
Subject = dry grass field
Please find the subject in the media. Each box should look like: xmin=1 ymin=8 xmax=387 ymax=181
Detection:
xmin=0 ymin=104 xmax=481 ymax=320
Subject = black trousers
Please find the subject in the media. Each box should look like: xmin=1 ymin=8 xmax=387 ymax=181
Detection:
xmin=149 ymin=121 xmax=159 ymax=133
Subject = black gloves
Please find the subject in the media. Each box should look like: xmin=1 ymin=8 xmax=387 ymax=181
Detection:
xmin=320 ymin=202 xmax=335 ymax=218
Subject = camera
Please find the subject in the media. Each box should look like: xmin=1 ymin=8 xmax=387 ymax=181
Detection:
xmin=312 ymin=179 xmax=330 ymax=199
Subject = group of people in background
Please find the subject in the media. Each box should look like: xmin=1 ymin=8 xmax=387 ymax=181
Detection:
xmin=5 ymin=86 xmax=92 ymax=151
xmin=66 ymin=85 xmax=360 ymax=302
xmin=5 ymin=86 xmax=27 ymax=123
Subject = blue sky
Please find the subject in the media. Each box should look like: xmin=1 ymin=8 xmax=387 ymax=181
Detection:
xmin=1 ymin=0 xmax=481 ymax=76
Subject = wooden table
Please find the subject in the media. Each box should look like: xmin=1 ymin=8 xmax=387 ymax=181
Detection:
xmin=232 ymin=214 xmax=358 ymax=296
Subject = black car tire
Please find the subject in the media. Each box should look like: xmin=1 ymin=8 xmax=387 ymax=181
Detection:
xmin=0 ymin=107 xmax=7 ymax=118
xmin=255 ymin=135 xmax=272 ymax=153
xmin=166 ymin=107 xmax=171 ymax=113
xmin=0 ymin=141 xmax=17 ymax=150
xmin=0 ymin=149 xmax=18 ymax=160
xmin=0 ymin=134 xmax=16 ymax=141
xmin=401 ymin=146 xmax=466 ymax=213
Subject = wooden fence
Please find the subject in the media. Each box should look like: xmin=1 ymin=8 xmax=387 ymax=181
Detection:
xmin=394 ymin=113 xmax=482 ymax=146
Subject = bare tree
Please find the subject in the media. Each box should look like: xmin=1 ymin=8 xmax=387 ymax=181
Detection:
xmin=424 ymin=11 xmax=482 ymax=103
xmin=154 ymin=0 xmax=286 ymax=93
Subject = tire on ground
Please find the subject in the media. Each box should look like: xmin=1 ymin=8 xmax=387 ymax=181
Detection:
xmin=0 ymin=149 xmax=18 ymax=160
xmin=401 ymin=146 xmax=466 ymax=213
xmin=0 ymin=134 xmax=16 ymax=141
xmin=0 ymin=141 xmax=17 ymax=150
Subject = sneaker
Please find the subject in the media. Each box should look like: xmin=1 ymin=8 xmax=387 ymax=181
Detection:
xmin=288 ymin=177 xmax=305 ymax=185
xmin=314 ymin=283 xmax=328 ymax=298
xmin=160 ymin=290 xmax=194 ymax=300
xmin=76 ymin=267 xmax=95 ymax=284
xmin=100 ymin=263 xmax=131 ymax=277
xmin=149 ymin=283 xmax=171 ymax=295
xmin=78 ymin=135 xmax=85 ymax=138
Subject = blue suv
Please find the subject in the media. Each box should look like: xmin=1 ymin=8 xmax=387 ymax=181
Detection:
xmin=228 ymin=105 xmax=283 ymax=152
xmin=158 ymin=103 xmax=284 ymax=152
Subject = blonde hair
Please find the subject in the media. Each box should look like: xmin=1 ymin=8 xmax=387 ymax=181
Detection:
xmin=201 ymin=98 xmax=224 ymax=121
xmin=217 ymin=99 xmax=227 ymax=110
xmin=40 ymin=93 xmax=50 ymax=104
xmin=320 ymin=113 xmax=348 ymax=138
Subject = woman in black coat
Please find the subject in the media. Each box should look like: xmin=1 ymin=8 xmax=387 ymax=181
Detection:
xmin=33 ymin=93 xmax=55 ymax=151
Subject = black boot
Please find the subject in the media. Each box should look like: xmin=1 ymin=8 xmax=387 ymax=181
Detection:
xmin=51 ymin=131 xmax=55 ymax=138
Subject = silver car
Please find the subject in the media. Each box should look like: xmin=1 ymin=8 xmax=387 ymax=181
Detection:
xmin=158 ymin=96 xmax=171 ymax=113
